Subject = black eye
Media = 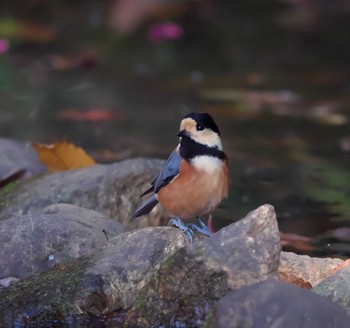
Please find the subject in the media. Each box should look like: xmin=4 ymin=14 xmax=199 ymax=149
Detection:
xmin=196 ymin=122 xmax=205 ymax=131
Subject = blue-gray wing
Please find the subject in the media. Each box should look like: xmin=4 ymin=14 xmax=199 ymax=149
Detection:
xmin=153 ymin=150 xmax=181 ymax=192
xmin=133 ymin=150 xmax=181 ymax=218
xmin=140 ymin=150 xmax=181 ymax=196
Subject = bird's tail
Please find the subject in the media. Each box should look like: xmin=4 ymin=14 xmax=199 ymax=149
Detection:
xmin=132 ymin=195 xmax=159 ymax=218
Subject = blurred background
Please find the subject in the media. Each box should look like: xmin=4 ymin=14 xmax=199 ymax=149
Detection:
xmin=0 ymin=0 xmax=349 ymax=257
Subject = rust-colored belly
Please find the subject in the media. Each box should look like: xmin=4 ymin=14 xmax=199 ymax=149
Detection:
xmin=158 ymin=160 xmax=228 ymax=219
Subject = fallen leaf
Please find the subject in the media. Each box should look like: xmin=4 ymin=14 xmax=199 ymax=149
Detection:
xmin=0 ymin=18 xmax=56 ymax=43
xmin=280 ymin=232 xmax=315 ymax=252
xmin=56 ymin=108 xmax=124 ymax=122
xmin=278 ymin=272 xmax=312 ymax=289
xmin=50 ymin=53 xmax=99 ymax=71
xmin=108 ymin=0 xmax=187 ymax=34
xmin=33 ymin=142 xmax=96 ymax=173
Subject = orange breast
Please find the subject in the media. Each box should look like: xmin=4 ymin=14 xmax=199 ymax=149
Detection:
xmin=157 ymin=159 xmax=229 ymax=220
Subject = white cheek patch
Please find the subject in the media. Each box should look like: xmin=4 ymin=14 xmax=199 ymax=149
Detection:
xmin=191 ymin=155 xmax=223 ymax=174
xmin=191 ymin=133 xmax=223 ymax=150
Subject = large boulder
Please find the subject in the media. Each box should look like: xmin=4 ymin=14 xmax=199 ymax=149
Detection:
xmin=0 ymin=138 xmax=45 ymax=183
xmin=204 ymin=279 xmax=350 ymax=328
xmin=0 ymin=205 xmax=280 ymax=327
xmin=0 ymin=203 xmax=126 ymax=279
xmin=125 ymin=204 xmax=281 ymax=327
xmin=313 ymin=264 xmax=350 ymax=315
xmin=278 ymin=251 xmax=343 ymax=287
xmin=0 ymin=159 xmax=165 ymax=228
xmin=0 ymin=227 xmax=187 ymax=326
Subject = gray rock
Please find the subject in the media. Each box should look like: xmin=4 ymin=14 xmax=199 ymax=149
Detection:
xmin=126 ymin=204 xmax=281 ymax=327
xmin=0 ymin=204 xmax=279 ymax=327
xmin=0 ymin=137 xmax=45 ymax=181
xmin=0 ymin=203 xmax=126 ymax=279
xmin=204 ymin=204 xmax=281 ymax=289
xmin=0 ymin=158 xmax=165 ymax=228
xmin=278 ymin=251 xmax=343 ymax=287
xmin=313 ymin=264 xmax=350 ymax=315
xmin=0 ymin=277 xmax=20 ymax=290
xmin=204 ymin=279 xmax=350 ymax=328
xmin=0 ymin=227 xmax=187 ymax=326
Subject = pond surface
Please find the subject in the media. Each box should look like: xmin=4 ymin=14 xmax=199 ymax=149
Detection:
xmin=0 ymin=0 xmax=349 ymax=258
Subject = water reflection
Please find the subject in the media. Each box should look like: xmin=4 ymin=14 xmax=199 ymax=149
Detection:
xmin=0 ymin=0 xmax=349 ymax=257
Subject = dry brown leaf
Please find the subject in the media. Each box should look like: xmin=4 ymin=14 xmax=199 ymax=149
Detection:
xmin=0 ymin=19 xmax=56 ymax=43
xmin=19 ymin=22 xmax=56 ymax=43
xmin=278 ymin=272 xmax=312 ymax=289
xmin=33 ymin=142 xmax=96 ymax=173
xmin=55 ymin=108 xmax=124 ymax=122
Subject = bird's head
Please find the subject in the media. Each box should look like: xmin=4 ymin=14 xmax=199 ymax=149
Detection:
xmin=177 ymin=112 xmax=223 ymax=150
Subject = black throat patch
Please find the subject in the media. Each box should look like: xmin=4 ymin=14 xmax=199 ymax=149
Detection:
xmin=179 ymin=136 xmax=225 ymax=162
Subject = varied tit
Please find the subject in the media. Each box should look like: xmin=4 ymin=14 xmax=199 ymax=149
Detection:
xmin=132 ymin=112 xmax=229 ymax=241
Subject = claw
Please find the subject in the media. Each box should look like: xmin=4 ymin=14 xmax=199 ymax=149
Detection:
xmin=187 ymin=218 xmax=213 ymax=237
xmin=169 ymin=216 xmax=213 ymax=241
xmin=168 ymin=217 xmax=194 ymax=242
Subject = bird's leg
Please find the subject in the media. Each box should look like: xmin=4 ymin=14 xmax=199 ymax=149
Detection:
xmin=186 ymin=217 xmax=213 ymax=237
xmin=168 ymin=217 xmax=195 ymax=242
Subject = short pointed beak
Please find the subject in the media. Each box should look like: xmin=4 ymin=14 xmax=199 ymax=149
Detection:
xmin=177 ymin=129 xmax=188 ymax=137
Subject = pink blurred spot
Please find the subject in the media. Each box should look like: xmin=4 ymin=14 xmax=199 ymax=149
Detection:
xmin=0 ymin=39 xmax=9 ymax=54
xmin=147 ymin=22 xmax=183 ymax=43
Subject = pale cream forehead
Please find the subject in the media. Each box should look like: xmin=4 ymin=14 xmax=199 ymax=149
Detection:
xmin=180 ymin=117 xmax=196 ymax=131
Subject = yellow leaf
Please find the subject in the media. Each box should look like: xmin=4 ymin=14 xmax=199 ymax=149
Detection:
xmin=33 ymin=142 xmax=96 ymax=173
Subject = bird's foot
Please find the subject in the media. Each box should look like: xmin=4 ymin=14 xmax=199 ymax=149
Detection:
xmin=187 ymin=218 xmax=213 ymax=237
xmin=168 ymin=217 xmax=195 ymax=242
xmin=168 ymin=217 xmax=213 ymax=241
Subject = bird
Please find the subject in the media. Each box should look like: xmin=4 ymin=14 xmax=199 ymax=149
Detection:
xmin=132 ymin=112 xmax=229 ymax=240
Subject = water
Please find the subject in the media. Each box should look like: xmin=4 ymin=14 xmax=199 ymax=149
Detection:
xmin=0 ymin=0 xmax=349 ymax=258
